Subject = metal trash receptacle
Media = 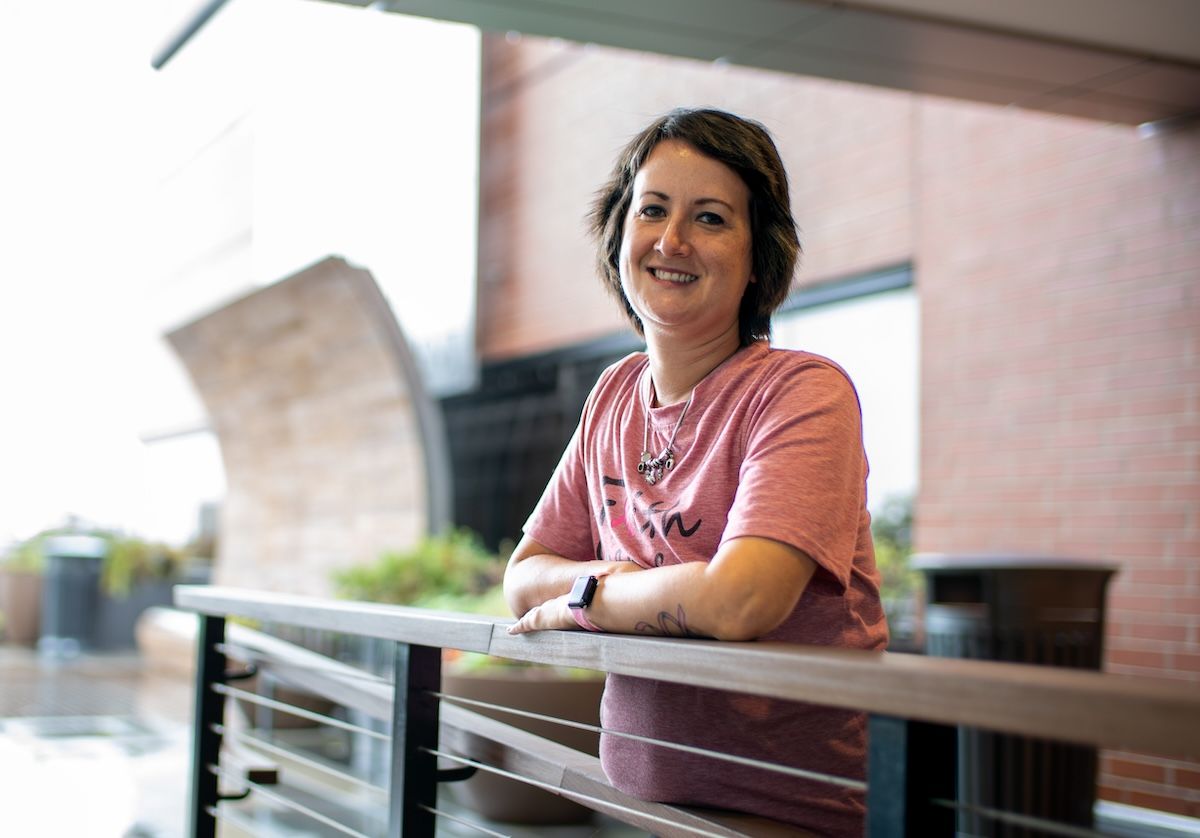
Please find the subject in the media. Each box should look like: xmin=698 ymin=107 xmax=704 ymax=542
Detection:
xmin=913 ymin=554 xmax=1118 ymax=837
xmin=38 ymin=534 xmax=107 ymax=659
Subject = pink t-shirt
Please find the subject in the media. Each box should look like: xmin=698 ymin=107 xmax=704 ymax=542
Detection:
xmin=524 ymin=341 xmax=888 ymax=836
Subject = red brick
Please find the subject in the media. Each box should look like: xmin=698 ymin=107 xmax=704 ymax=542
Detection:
xmin=1171 ymin=652 xmax=1200 ymax=673
xmin=1169 ymin=596 xmax=1200 ymax=614
xmin=1125 ymin=622 xmax=1191 ymax=643
xmin=1109 ymin=757 xmax=1168 ymax=784
xmin=1128 ymin=790 xmax=1200 ymax=818
xmin=1176 ymin=768 xmax=1200 ymax=791
xmin=1106 ymin=648 xmax=1168 ymax=670
xmin=1129 ymin=566 xmax=1192 ymax=587
xmin=1109 ymin=593 xmax=1173 ymax=613
xmin=1097 ymin=784 xmax=1129 ymax=803
xmin=1166 ymin=537 xmax=1200 ymax=557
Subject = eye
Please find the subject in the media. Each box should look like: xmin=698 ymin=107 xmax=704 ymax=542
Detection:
xmin=636 ymin=204 xmax=666 ymax=219
xmin=697 ymin=211 xmax=725 ymax=226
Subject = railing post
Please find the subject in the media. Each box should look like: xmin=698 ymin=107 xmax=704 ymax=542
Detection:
xmin=388 ymin=642 xmax=441 ymax=837
xmin=188 ymin=615 xmax=227 ymax=838
xmin=866 ymin=714 xmax=957 ymax=837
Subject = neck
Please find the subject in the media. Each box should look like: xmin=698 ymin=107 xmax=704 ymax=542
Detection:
xmin=644 ymin=326 xmax=742 ymax=406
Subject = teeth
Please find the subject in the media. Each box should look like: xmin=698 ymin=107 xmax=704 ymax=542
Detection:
xmin=654 ymin=269 xmax=698 ymax=283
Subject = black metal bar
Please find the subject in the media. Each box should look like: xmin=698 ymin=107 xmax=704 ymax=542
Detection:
xmin=189 ymin=615 xmax=227 ymax=838
xmin=388 ymin=643 xmax=441 ymax=837
xmin=866 ymin=714 xmax=957 ymax=837
xmin=150 ymin=0 xmax=232 ymax=69
xmin=436 ymin=765 xmax=478 ymax=783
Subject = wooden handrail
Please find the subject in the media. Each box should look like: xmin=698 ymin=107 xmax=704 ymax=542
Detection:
xmin=219 ymin=623 xmax=802 ymax=836
xmin=175 ymin=585 xmax=1200 ymax=759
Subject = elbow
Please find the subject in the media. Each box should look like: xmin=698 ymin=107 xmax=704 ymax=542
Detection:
xmin=501 ymin=572 xmax=529 ymax=619
xmin=710 ymin=615 xmax=778 ymax=643
xmin=709 ymin=622 xmax=759 ymax=643
xmin=709 ymin=592 xmax=796 ymax=642
xmin=502 ymin=557 xmax=540 ymax=619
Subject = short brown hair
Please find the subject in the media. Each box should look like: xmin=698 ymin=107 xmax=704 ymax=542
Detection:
xmin=589 ymin=108 xmax=800 ymax=344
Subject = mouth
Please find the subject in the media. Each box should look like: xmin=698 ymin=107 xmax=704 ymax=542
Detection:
xmin=650 ymin=267 xmax=699 ymax=284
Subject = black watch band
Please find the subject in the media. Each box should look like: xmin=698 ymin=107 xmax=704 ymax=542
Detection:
xmin=567 ymin=575 xmax=599 ymax=610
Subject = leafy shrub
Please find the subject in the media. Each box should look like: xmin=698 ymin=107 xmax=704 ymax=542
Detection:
xmin=332 ymin=529 xmax=506 ymax=608
xmin=872 ymin=493 xmax=920 ymax=603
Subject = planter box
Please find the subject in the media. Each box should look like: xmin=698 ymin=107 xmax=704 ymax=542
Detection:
xmin=0 ymin=569 xmax=42 ymax=645
xmin=95 ymin=580 xmax=179 ymax=650
xmin=442 ymin=666 xmax=605 ymax=825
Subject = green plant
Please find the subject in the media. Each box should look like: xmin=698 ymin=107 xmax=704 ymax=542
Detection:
xmin=872 ymin=493 xmax=919 ymax=603
xmin=333 ymin=530 xmax=575 ymax=673
xmin=101 ymin=535 xmax=188 ymax=599
xmin=1 ymin=536 xmax=46 ymax=573
xmin=332 ymin=529 xmax=506 ymax=607
xmin=3 ymin=522 xmax=198 ymax=598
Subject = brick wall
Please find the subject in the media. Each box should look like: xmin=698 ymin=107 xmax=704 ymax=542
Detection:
xmin=916 ymin=98 xmax=1200 ymax=814
xmin=478 ymin=34 xmax=1200 ymax=815
xmin=477 ymin=35 xmax=914 ymax=360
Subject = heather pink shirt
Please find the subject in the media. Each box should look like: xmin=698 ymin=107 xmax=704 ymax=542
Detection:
xmin=525 ymin=341 xmax=888 ymax=836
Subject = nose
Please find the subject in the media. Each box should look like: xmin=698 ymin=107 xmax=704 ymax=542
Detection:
xmin=655 ymin=216 xmax=691 ymax=257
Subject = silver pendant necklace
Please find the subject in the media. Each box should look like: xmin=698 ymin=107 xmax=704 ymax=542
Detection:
xmin=637 ymin=376 xmax=694 ymax=486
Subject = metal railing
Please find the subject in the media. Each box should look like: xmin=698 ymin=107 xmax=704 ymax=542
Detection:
xmin=174 ymin=585 xmax=1200 ymax=837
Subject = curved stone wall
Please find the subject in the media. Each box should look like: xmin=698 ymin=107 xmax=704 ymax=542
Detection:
xmin=168 ymin=257 xmax=451 ymax=596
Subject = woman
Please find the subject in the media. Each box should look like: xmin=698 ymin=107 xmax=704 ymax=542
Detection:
xmin=503 ymin=107 xmax=887 ymax=836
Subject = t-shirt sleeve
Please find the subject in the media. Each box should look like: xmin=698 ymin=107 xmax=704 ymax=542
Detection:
xmin=522 ymin=362 xmax=625 ymax=563
xmin=721 ymin=360 xmax=868 ymax=590
xmin=523 ymin=419 xmax=596 ymax=563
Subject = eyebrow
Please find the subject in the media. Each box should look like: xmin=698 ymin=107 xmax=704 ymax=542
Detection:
xmin=642 ymin=190 xmax=736 ymax=212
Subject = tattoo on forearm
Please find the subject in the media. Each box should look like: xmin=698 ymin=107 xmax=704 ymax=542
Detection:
xmin=634 ymin=604 xmax=697 ymax=637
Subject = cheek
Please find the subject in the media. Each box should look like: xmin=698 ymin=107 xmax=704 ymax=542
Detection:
xmin=617 ymin=229 xmax=644 ymax=280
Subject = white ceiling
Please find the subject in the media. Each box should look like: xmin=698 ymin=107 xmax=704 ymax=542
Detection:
xmin=159 ymin=0 xmax=1200 ymax=124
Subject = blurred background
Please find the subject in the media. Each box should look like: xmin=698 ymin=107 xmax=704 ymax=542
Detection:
xmin=0 ymin=0 xmax=1197 ymax=833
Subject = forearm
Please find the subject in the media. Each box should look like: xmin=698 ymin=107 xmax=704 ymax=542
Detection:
xmin=504 ymin=550 xmax=624 ymax=617
xmin=587 ymin=561 xmax=721 ymax=638
xmin=508 ymin=536 xmax=817 ymax=642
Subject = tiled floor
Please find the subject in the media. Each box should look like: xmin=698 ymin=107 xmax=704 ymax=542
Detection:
xmin=0 ymin=645 xmax=646 ymax=838
xmin=0 ymin=646 xmax=194 ymax=837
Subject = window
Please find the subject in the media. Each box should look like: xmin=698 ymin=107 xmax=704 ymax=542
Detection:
xmin=771 ymin=266 xmax=918 ymax=513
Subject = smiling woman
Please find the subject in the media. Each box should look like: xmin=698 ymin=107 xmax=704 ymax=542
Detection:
xmin=616 ymin=139 xmax=755 ymax=365
xmin=502 ymin=108 xmax=888 ymax=836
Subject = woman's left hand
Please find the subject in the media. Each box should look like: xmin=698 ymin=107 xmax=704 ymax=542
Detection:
xmin=506 ymin=593 xmax=576 ymax=634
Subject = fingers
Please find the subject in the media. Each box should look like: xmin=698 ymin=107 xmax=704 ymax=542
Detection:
xmin=506 ymin=610 xmax=537 ymax=635
xmin=506 ymin=596 xmax=572 ymax=634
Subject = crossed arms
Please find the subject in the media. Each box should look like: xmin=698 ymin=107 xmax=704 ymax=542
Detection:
xmin=503 ymin=534 xmax=816 ymax=641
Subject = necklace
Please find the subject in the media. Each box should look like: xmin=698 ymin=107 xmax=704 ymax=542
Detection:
xmin=637 ymin=376 xmax=694 ymax=486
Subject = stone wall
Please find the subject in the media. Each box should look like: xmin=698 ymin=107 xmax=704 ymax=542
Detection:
xmin=168 ymin=257 xmax=451 ymax=596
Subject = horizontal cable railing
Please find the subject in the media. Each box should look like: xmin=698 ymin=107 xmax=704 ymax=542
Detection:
xmin=175 ymin=585 xmax=1200 ymax=838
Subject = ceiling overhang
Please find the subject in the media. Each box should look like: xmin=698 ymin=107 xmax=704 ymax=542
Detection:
xmin=157 ymin=0 xmax=1200 ymax=126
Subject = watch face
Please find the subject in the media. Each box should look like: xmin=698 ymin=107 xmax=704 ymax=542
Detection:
xmin=568 ymin=575 xmax=597 ymax=609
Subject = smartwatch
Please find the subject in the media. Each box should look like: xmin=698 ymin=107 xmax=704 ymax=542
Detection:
xmin=568 ymin=575 xmax=604 ymax=632
xmin=568 ymin=575 xmax=600 ymax=609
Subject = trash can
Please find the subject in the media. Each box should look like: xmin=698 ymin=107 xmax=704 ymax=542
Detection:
xmin=39 ymin=534 xmax=107 ymax=659
xmin=912 ymin=554 xmax=1118 ymax=837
